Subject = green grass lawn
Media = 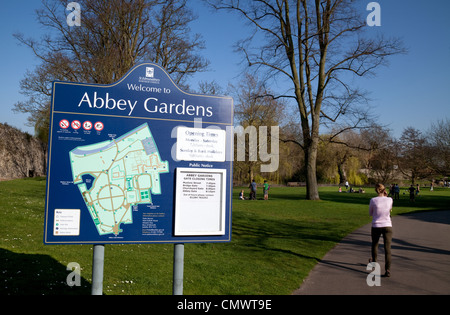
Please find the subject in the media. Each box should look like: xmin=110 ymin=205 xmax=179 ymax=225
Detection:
xmin=1 ymin=177 xmax=449 ymax=295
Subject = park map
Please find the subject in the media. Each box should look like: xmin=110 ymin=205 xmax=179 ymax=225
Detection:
xmin=69 ymin=123 xmax=169 ymax=236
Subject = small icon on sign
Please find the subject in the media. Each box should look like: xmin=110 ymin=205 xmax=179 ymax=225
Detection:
xmin=94 ymin=121 xmax=104 ymax=131
xmin=71 ymin=120 xmax=81 ymax=130
xmin=83 ymin=121 xmax=92 ymax=130
xmin=59 ymin=119 xmax=69 ymax=129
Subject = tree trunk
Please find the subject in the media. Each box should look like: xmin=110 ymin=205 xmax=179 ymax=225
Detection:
xmin=248 ymin=164 xmax=254 ymax=182
xmin=337 ymin=163 xmax=347 ymax=184
xmin=304 ymin=136 xmax=320 ymax=200
xmin=41 ymin=141 xmax=48 ymax=176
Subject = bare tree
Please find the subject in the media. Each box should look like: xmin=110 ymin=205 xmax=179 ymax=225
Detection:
xmin=13 ymin=0 xmax=209 ymax=132
xmin=360 ymin=126 xmax=397 ymax=184
xmin=208 ymin=0 xmax=405 ymax=199
xmin=231 ymin=73 xmax=285 ymax=182
xmin=197 ymin=80 xmax=224 ymax=95
xmin=427 ymin=118 xmax=450 ymax=177
xmin=397 ymin=127 xmax=433 ymax=185
xmin=151 ymin=0 xmax=209 ymax=85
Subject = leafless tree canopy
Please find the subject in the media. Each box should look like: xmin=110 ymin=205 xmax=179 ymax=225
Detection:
xmin=427 ymin=118 xmax=450 ymax=176
xmin=208 ymin=0 xmax=405 ymax=199
xmin=13 ymin=0 xmax=209 ymax=130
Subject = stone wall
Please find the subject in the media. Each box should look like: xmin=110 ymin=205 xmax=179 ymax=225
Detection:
xmin=0 ymin=123 xmax=46 ymax=180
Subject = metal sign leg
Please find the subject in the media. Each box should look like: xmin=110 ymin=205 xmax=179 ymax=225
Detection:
xmin=173 ymin=243 xmax=184 ymax=295
xmin=91 ymin=244 xmax=105 ymax=295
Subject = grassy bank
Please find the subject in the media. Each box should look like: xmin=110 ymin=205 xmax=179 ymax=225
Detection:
xmin=1 ymin=177 xmax=448 ymax=295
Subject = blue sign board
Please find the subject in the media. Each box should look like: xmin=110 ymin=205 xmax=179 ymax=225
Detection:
xmin=43 ymin=63 xmax=233 ymax=244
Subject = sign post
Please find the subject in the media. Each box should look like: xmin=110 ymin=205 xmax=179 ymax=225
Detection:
xmin=173 ymin=243 xmax=184 ymax=295
xmin=44 ymin=63 xmax=233 ymax=294
xmin=91 ymin=244 xmax=105 ymax=295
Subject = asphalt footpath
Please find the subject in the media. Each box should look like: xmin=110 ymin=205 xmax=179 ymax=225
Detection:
xmin=294 ymin=210 xmax=450 ymax=295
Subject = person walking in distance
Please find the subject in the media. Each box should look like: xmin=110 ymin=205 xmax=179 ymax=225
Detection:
xmin=369 ymin=183 xmax=393 ymax=277
xmin=408 ymin=184 xmax=416 ymax=202
xmin=263 ymin=180 xmax=270 ymax=200
xmin=249 ymin=179 xmax=257 ymax=200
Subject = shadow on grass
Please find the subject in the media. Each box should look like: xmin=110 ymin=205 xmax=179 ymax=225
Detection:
xmin=231 ymin=211 xmax=346 ymax=262
xmin=0 ymin=248 xmax=91 ymax=295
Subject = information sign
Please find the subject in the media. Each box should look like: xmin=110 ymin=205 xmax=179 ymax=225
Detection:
xmin=43 ymin=63 xmax=233 ymax=244
xmin=174 ymin=168 xmax=226 ymax=236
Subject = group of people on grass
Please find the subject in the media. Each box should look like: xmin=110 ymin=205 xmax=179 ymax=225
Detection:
xmin=388 ymin=183 xmax=419 ymax=202
xmin=338 ymin=181 xmax=366 ymax=194
xmin=239 ymin=179 xmax=270 ymax=200
xmin=240 ymin=181 xmax=435 ymax=202
xmin=340 ymin=182 xmax=436 ymax=203
xmin=338 ymin=185 xmax=365 ymax=193
xmin=391 ymin=183 xmax=434 ymax=203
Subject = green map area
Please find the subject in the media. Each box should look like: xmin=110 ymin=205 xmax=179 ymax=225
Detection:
xmin=69 ymin=123 xmax=169 ymax=236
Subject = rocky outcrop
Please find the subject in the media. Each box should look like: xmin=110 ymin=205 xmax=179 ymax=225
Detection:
xmin=0 ymin=123 xmax=46 ymax=180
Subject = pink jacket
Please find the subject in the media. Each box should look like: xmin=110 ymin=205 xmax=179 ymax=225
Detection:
xmin=369 ymin=196 xmax=393 ymax=227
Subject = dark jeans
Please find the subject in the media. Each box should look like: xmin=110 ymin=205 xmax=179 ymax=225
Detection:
xmin=371 ymin=227 xmax=393 ymax=271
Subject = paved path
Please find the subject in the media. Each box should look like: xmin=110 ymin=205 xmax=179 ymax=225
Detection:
xmin=294 ymin=210 xmax=450 ymax=295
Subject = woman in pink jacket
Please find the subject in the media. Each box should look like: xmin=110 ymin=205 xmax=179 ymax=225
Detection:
xmin=369 ymin=183 xmax=393 ymax=277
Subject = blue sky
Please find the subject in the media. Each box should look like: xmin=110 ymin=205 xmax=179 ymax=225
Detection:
xmin=1 ymin=0 xmax=449 ymax=138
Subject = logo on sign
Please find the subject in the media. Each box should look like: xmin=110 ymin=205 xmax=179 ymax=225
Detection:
xmin=146 ymin=67 xmax=154 ymax=78
xmin=139 ymin=66 xmax=160 ymax=84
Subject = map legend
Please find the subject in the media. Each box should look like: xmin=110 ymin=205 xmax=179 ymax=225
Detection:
xmin=53 ymin=209 xmax=80 ymax=236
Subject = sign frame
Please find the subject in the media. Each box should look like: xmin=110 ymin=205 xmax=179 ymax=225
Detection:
xmin=43 ymin=62 xmax=233 ymax=245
